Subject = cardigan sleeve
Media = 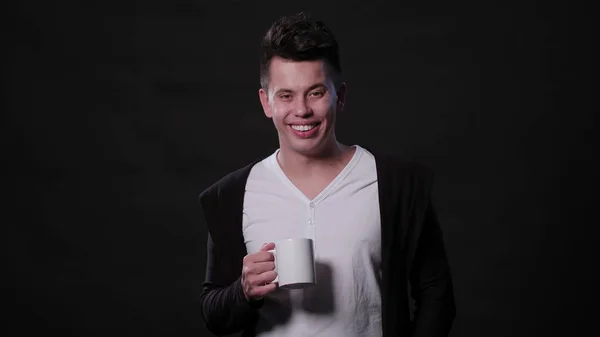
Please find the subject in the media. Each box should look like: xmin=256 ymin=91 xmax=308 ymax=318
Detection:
xmin=198 ymin=189 xmax=263 ymax=336
xmin=408 ymin=194 xmax=456 ymax=337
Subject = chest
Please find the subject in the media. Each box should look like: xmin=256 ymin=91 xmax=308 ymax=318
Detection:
xmin=242 ymin=178 xmax=382 ymax=267
xmin=285 ymin=172 xmax=339 ymax=201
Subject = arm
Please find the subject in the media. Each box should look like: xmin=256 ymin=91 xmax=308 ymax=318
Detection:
xmin=197 ymin=188 xmax=263 ymax=336
xmin=199 ymin=234 xmax=263 ymax=336
xmin=409 ymin=200 xmax=456 ymax=337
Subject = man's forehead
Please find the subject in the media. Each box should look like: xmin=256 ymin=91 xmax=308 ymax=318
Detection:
xmin=269 ymin=58 xmax=328 ymax=77
xmin=268 ymin=60 xmax=331 ymax=89
xmin=270 ymin=56 xmax=326 ymax=69
xmin=271 ymin=82 xmax=328 ymax=93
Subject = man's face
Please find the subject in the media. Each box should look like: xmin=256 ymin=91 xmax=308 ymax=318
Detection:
xmin=259 ymin=56 xmax=345 ymax=156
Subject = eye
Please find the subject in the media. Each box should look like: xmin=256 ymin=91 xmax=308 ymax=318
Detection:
xmin=310 ymin=91 xmax=325 ymax=98
xmin=279 ymin=94 xmax=292 ymax=101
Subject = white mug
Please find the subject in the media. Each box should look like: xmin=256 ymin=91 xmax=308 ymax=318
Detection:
xmin=246 ymin=238 xmax=316 ymax=289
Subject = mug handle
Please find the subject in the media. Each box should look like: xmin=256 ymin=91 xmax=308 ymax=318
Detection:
xmin=268 ymin=248 xmax=279 ymax=284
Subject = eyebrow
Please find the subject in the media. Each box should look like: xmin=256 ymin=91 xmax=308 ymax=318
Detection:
xmin=274 ymin=83 xmax=327 ymax=95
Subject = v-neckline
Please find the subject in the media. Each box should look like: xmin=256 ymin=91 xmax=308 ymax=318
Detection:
xmin=269 ymin=145 xmax=363 ymax=205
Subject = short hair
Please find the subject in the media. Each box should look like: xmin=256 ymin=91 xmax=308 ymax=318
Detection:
xmin=259 ymin=12 xmax=341 ymax=91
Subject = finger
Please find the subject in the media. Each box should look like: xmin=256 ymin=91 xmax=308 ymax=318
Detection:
xmin=243 ymin=250 xmax=274 ymax=265
xmin=259 ymin=270 xmax=278 ymax=284
xmin=244 ymin=262 xmax=274 ymax=277
xmin=250 ymin=251 xmax=275 ymax=263
xmin=247 ymin=270 xmax=277 ymax=286
xmin=260 ymin=242 xmax=275 ymax=251
xmin=248 ymin=261 xmax=275 ymax=274
xmin=249 ymin=282 xmax=277 ymax=298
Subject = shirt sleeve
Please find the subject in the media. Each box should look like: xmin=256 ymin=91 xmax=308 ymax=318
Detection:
xmin=198 ymin=189 xmax=264 ymax=335
xmin=408 ymin=195 xmax=457 ymax=337
xmin=199 ymin=234 xmax=263 ymax=335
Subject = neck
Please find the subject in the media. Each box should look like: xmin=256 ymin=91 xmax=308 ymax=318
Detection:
xmin=277 ymin=139 xmax=353 ymax=177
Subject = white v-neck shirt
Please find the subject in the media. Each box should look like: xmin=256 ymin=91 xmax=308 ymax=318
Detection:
xmin=242 ymin=145 xmax=383 ymax=337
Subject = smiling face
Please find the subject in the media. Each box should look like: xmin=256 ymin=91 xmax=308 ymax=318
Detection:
xmin=259 ymin=56 xmax=346 ymax=157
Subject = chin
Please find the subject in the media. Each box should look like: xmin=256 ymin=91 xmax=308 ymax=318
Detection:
xmin=288 ymin=140 xmax=326 ymax=156
xmin=278 ymin=125 xmax=331 ymax=155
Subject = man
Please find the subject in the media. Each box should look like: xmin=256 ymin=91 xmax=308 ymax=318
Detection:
xmin=198 ymin=12 xmax=455 ymax=337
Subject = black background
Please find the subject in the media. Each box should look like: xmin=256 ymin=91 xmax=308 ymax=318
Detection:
xmin=5 ymin=1 xmax=595 ymax=336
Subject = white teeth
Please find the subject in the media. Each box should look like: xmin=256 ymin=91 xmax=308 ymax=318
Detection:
xmin=291 ymin=124 xmax=316 ymax=131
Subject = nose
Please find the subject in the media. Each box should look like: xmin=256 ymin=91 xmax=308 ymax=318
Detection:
xmin=292 ymin=97 xmax=312 ymax=117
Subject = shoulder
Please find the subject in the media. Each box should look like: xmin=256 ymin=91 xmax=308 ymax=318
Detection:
xmin=360 ymin=147 xmax=436 ymax=202
xmin=366 ymin=149 xmax=437 ymax=212
xmin=369 ymin=149 xmax=434 ymax=182
xmin=197 ymin=157 xmax=266 ymax=205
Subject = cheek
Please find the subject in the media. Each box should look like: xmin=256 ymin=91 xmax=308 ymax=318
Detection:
xmin=270 ymin=106 xmax=287 ymax=125
xmin=271 ymin=102 xmax=289 ymax=117
xmin=310 ymin=101 xmax=335 ymax=118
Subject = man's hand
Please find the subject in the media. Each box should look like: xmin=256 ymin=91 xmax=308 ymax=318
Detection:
xmin=241 ymin=242 xmax=277 ymax=301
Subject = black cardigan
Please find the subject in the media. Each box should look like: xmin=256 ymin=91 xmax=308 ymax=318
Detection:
xmin=198 ymin=151 xmax=456 ymax=336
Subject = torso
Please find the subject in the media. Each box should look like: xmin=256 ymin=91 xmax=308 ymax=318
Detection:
xmin=242 ymin=145 xmax=383 ymax=337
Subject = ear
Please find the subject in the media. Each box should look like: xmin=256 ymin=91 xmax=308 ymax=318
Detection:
xmin=259 ymin=88 xmax=273 ymax=118
xmin=336 ymin=82 xmax=347 ymax=111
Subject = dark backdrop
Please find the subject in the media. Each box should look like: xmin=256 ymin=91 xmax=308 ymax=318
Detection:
xmin=5 ymin=1 xmax=595 ymax=336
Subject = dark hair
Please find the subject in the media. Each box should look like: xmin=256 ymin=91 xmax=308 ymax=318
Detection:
xmin=259 ymin=12 xmax=341 ymax=91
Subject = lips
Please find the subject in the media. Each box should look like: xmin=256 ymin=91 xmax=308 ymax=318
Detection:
xmin=288 ymin=122 xmax=321 ymax=138
xmin=291 ymin=124 xmax=317 ymax=131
